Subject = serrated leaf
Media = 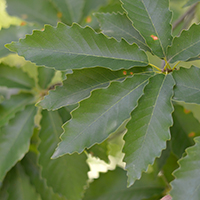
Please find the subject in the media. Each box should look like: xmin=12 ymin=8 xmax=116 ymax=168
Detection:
xmin=121 ymin=0 xmax=173 ymax=58
xmin=170 ymin=105 xmax=200 ymax=158
xmin=21 ymin=152 xmax=67 ymax=200
xmin=184 ymin=0 xmax=200 ymax=7
xmin=95 ymin=12 xmax=150 ymax=51
xmin=0 ymin=25 xmax=37 ymax=58
xmin=6 ymin=0 xmax=59 ymax=25
xmin=0 ymin=104 xmax=36 ymax=182
xmin=38 ymin=66 xmax=151 ymax=110
xmin=173 ymin=66 xmax=200 ymax=104
xmin=38 ymin=110 xmax=89 ymax=200
xmin=170 ymin=136 xmax=200 ymax=199
xmin=2 ymin=163 xmax=41 ymax=200
xmin=83 ymin=167 xmax=166 ymax=200
xmin=0 ymin=63 xmax=35 ymax=89
xmin=52 ymin=73 xmax=152 ymax=158
xmin=6 ymin=23 xmax=148 ymax=71
xmin=0 ymin=93 xmax=35 ymax=127
xmin=167 ymin=24 xmax=200 ymax=63
xmin=123 ymin=74 xmax=175 ymax=186
xmin=37 ymin=66 xmax=55 ymax=89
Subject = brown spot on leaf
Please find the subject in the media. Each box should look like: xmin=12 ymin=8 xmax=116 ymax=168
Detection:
xmin=188 ymin=132 xmax=195 ymax=137
xmin=150 ymin=35 xmax=158 ymax=40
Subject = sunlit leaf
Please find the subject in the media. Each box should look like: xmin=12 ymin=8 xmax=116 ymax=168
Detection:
xmin=0 ymin=105 xmax=36 ymax=181
xmin=6 ymin=23 xmax=149 ymax=71
xmin=123 ymin=74 xmax=175 ymax=186
xmin=52 ymin=73 xmax=152 ymax=158
xmin=167 ymin=24 xmax=200 ymax=63
xmin=38 ymin=110 xmax=89 ymax=200
xmin=121 ymin=0 xmax=173 ymax=58
xmin=173 ymin=66 xmax=200 ymax=104
xmin=170 ymin=136 xmax=200 ymax=199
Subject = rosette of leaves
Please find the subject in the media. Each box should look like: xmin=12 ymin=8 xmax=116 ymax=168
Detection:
xmin=1 ymin=0 xmax=200 ymax=199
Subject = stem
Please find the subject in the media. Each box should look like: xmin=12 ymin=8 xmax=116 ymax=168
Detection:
xmin=172 ymin=61 xmax=180 ymax=70
xmin=149 ymin=63 xmax=162 ymax=72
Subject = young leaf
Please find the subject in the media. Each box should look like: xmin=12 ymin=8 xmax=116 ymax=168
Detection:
xmin=170 ymin=105 xmax=200 ymax=158
xmin=121 ymin=0 xmax=173 ymax=58
xmin=38 ymin=110 xmax=89 ymax=200
xmin=38 ymin=66 xmax=151 ymax=110
xmin=0 ymin=105 xmax=36 ymax=182
xmin=170 ymin=136 xmax=200 ymax=199
xmin=0 ymin=93 xmax=35 ymax=127
xmin=83 ymin=167 xmax=166 ymax=200
xmin=95 ymin=12 xmax=150 ymax=51
xmin=6 ymin=0 xmax=59 ymax=25
xmin=123 ymin=74 xmax=175 ymax=186
xmin=52 ymin=73 xmax=152 ymax=158
xmin=6 ymin=23 xmax=148 ymax=71
xmin=0 ymin=63 xmax=35 ymax=89
xmin=167 ymin=24 xmax=200 ymax=63
xmin=173 ymin=66 xmax=200 ymax=104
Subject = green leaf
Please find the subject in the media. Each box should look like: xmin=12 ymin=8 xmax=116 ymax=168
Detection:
xmin=6 ymin=23 xmax=149 ymax=71
xmin=121 ymin=0 xmax=173 ymax=58
xmin=0 ymin=25 xmax=37 ymax=58
xmin=21 ymin=152 xmax=67 ymax=200
xmin=38 ymin=110 xmax=89 ymax=200
xmin=95 ymin=12 xmax=150 ymax=51
xmin=0 ymin=104 xmax=36 ymax=182
xmin=38 ymin=66 xmax=151 ymax=110
xmin=52 ymin=73 xmax=152 ymax=158
xmin=83 ymin=167 xmax=166 ymax=200
xmin=170 ymin=104 xmax=200 ymax=158
xmin=184 ymin=0 xmax=200 ymax=7
xmin=6 ymin=0 xmax=59 ymax=26
xmin=173 ymin=66 xmax=200 ymax=104
xmin=170 ymin=136 xmax=200 ymax=199
xmin=0 ymin=63 xmax=35 ymax=89
xmin=123 ymin=74 xmax=175 ymax=186
xmin=167 ymin=24 xmax=200 ymax=63
xmin=37 ymin=66 xmax=55 ymax=89
xmin=2 ymin=163 xmax=41 ymax=200
xmin=0 ymin=93 xmax=35 ymax=127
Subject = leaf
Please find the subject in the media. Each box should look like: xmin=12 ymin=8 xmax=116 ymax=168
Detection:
xmin=173 ymin=66 xmax=200 ymax=104
xmin=38 ymin=66 xmax=151 ymax=110
xmin=170 ymin=136 xmax=200 ymax=199
xmin=170 ymin=104 xmax=200 ymax=158
xmin=95 ymin=12 xmax=150 ymax=51
xmin=0 ymin=104 xmax=36 ymax=182
xmin=52 ymin=73 xmax=152 ymax=158
xmin=6 ymin=23 xmax=149 ymax=71
xmin=2 ymin=163 xmax=41 ymax=200
xmin=38 ymin=110 xmax=89 ymax=200
xmin=123 ymin=73 xmax=175 ymax=186
xmin=0 ymin=25 xmax=37 ymax=58
xmin=6 ymin=0 xmax=59 ymax=25
xmin=0 ymin=93 xmax=35 ymax=127
xmin=21 ymin=152 xmax=67 ymax=200
xmin=121 ymin=0 xmax=173 ymax=58
xmin=167 ymin=24 xmax=200 ymax=63
xmin=184 ymin=0 xmax=200 ymax=7
xmin=83 ymin=167 xmax=166 ymax=200
xmin=0 ymin=63 xmax=35 ymax=89
xmin=37 ymin=66 xmax=55 ymax=89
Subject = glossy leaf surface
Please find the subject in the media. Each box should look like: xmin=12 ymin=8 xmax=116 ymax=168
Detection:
xmin=123 ymin=74 xmax=175 ymax=186
xmin=38 ymin=110 xmax=89 ymax=200
xmin=52 ymin=74 xmax=152 ymax=158
xmin=170 ymin=136 xmax=200 ymax=199
xmin=0 ymin=105 xmax=36 ymax=181
xmin=173 ymin=66 xmax=200 ymax=104
xmin=6 ymin=23 xmax=148 ymax=71
xmin=121 ymin=0 xmax=172 ymax=58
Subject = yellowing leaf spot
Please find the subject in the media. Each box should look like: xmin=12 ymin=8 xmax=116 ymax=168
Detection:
xmin=151 ymin=35 xmax=158 ymax=41
xmin=188 ymin=132 xmax=195 ymax=137
xmin=123 ymin=70 xmax=127 ymax=75
xmin=57 ymin=12 xmax=62 ymax=18
xmin=184 ymin=108 xmax=191 ymax=114
xmin=86 ymin=16 xmax=92 ymax=23
xmin=41 ymin=28 xmax=45 ymax=31
xmin=20 ymin=21 xmax=27 ymax=26
xmin=130 ymin=72 xmax=133 ymax=75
